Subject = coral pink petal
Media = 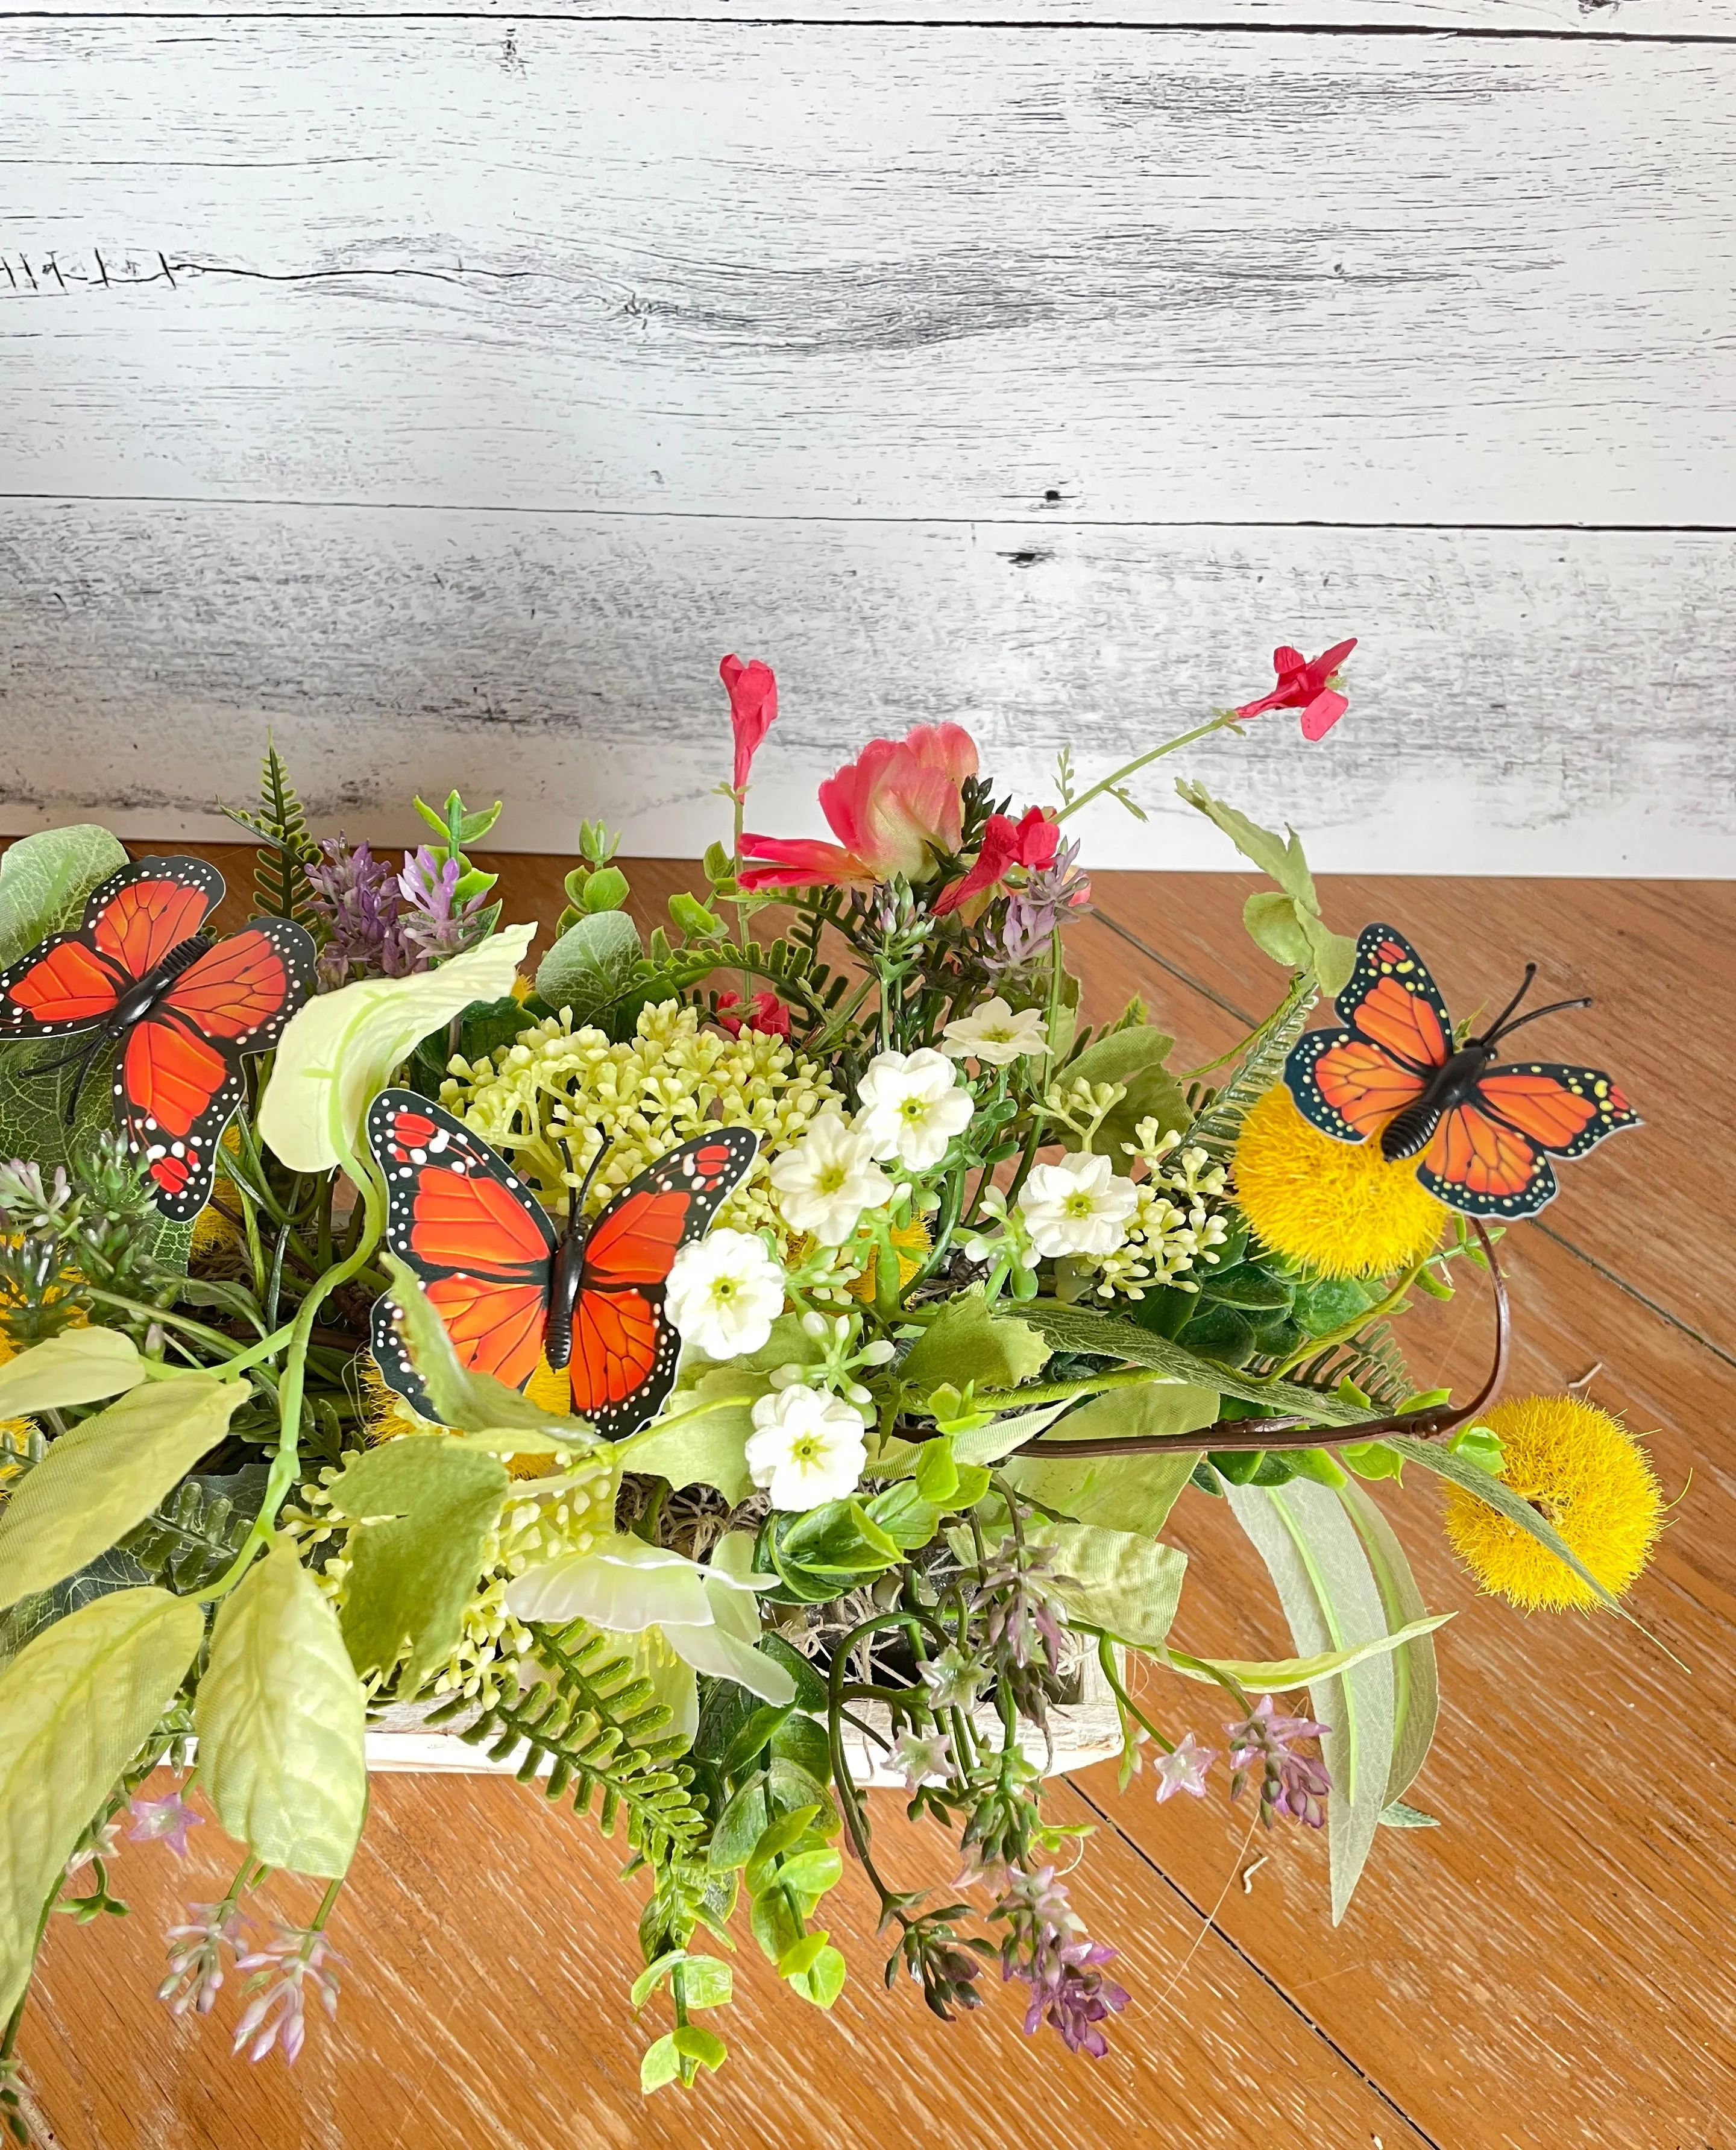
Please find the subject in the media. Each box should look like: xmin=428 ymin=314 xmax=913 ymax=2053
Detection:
xmin=738 ymin=835 xmax=876 ymax=889
xmin=932 ymin=814 xmax=1019 ymax=916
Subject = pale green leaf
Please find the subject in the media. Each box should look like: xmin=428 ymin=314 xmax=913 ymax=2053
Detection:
xmin=1017 ymin=1301 xmax=1375 ymax=1423
xmin=671 ymin=2022 xmax=729 ymax=2068
xmin=1224 ymin=1479 xmax=1394 ymax=1925
xmin=0 ymin=1328 xmax=146 ymax=1418
xmin=785 ymin=1941 xmax=846 ymax=2008
xmin=1337 ymin=1477 xmax=1441 ymax=1808
xmin=0 ymin=1586 xmax=203 ymax=2020
xmin=1380 ymin=1800 xmax=1441 ymax=1829
xmin=0 ymin=825 xmax=129 ymax=967
xmin=259 ymin=927 xmax=533 ymax=1173
xmin=535 ymin=910 xmax=642 ymax=1023
xmin=640 ymin=2033 xmax=682 ymax=2093
xmin=1057 ymin=1026 xmax=1188 ymax=1162
xmin=1177 ymin=781 xmax=1315 ymax=906
xmin=193 ymin=1541 xmax=367 ymax=1877
xmin=950 ymin=1399 xmax=1074 ymax=1467
xmin=1242 ymin=891 xmax=1313 ymax=971
xmin=1002 ymin=1381 xmax=1216 ymax=1534
xmin=1298 ymin=909 xmax=1358 ymax=998
xmin=329 ymin=1436 xmax=509 ymax=1692
xmin=1162 ymin=1613 xmax=1450 ymax=1691
xmin=0 ymin=1375 xmax=248 ymax=1607
xmin=1037 ymin=1522 xmax=1187 ymax=1648
xmin=902 ymin=1290 xmax=1051 ymax=1395
xmin=622 ymin=1372 xmax=757 ymax=1504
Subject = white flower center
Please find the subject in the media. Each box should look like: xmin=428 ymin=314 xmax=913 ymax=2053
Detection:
xmin=709 ymin=1276 xmax=739 ymax=1304
xmin=1063 ymin=1191 xmax=1099 ymax=1218
xmin=899 ymin=1099 xmax=928 ymax=1123
xmin=815 ymin=1162 xmax=849 ymax=1196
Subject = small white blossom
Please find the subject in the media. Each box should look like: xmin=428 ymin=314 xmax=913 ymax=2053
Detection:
xmin=1017 ymin=1151 xmax=1139 ymax=1259
xmin=941 ymin=997 xmax=1050 ymax=1065
xmin=919 ymin=1645 xmax=988 ymax=1711
xmin=1154 ymin=1732 xmax=1218 ymax=1803
xmin=857 ymin=1047 xmax=974 ymax=1170
xmin=664 ymin=1229 xmax=785 ymax=1359
xmin=767 ymin=1113 xmax=895 ymax=1244
xmin=746 ymin=1382 xmax=870 ymax=1510
xmin=887 ymin=1727 xmax=955 ymax=1789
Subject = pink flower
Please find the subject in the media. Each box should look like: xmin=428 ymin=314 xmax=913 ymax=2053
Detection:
xmin=740 ymin=723 xmax=978 ymax=892
xmin=932 ymin=806 xmax=1058 ymax=918
xmin=1235 ymin=638 xmax=1357 ymax=740
xmin=128 ymin=1790 xmax=203 ymax=1859
xmin=720 ymin=655 xmax=778 ymax=793
xmin=715 ymin=989 xmax=791 ymax=1040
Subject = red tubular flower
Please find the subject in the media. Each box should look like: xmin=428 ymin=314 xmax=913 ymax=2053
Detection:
xmin=1235 ymin=638 xmax=1357 ymax=741
xmin=740 ymin=722 xmax=979 ymax=892
xmin=932 ymin=806 xmax=1059 ymax=918
xmin=714 ymin=989 xmax=792 ymax=1040
xmin=720 ymin=655 xmax=778 ymax=793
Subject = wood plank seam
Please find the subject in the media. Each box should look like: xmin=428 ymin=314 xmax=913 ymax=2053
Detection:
xmin=1071 ymin=1780 xmax=1448 ymax=2150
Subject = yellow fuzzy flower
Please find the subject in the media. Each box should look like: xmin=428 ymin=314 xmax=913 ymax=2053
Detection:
xmin=847 ymin=1214 xmax=932 ymax=1302
xmin=439 ymin=998 xmax=842 ymax=1266
xmin=1232 ymin=1084 xmax=1445 ymax=1280
xmin=1444 ymin=1393 xmax=1664 ymax=1612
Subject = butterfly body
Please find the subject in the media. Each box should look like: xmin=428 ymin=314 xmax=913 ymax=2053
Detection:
xmin=0 ymin=857 xmax=315 ymax=1218
xmin=1285 ymin=923 xmax=1639 ymax=1218
xmin=366 ymin=1089 xmax=758 ymax=1438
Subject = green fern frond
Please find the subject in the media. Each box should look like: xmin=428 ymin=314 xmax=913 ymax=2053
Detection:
xmin=220 ymin=737 xmax=320 ymax=929
xmin=1190 ymin=976 xmax=1318 ymax=1165
xmin=1274 ymin=1320 xmax=1414 ymax=1413
xmin=118 ymin=1465 xmax=268 ymax=1593
xmin=426 ymin=1619 xmax=709 ymax=1863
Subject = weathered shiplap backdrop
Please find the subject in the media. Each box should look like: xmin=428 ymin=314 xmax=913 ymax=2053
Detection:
xmin=4 ymin=3 xmax=1734 ymax=870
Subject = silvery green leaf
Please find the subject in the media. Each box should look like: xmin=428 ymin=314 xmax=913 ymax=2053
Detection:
xmin=1337 ymin=1477 xmax=1439 ymax=1808
xmin=1002 ymin=1381 xmax=1215 ymax=1534
xmin=535 ymin=909 xmax=642 ymax=1024
xmin=1036 ymin=1522 xmax=1187 ymax=1648
xmin=0 ymin=825 xmax=128 ymax=967
xmin=0 ymin=1328 xmax=146 ymax=1419
xmin=1224 ymin=1478 xmax=1395 ymax=1925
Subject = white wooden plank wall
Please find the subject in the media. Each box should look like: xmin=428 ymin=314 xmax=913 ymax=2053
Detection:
xmin=2 ymin=8 xmax=1732 ymax=872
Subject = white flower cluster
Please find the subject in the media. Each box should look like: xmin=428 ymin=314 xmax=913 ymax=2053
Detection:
xmin=1082 ymin=1123 xmax=1231 ymax=1300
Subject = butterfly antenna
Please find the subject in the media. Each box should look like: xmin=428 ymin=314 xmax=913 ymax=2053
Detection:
xmin=1479 ymin=962 xmax=1537 ymax=1043
xmin=1488 ymin=994 xmax=1594 ymax=1045
xmin=564 ymin=1124 xmax=615 ymax=1221
xmin=61 ymin=1036 xmax=108 ymax=1127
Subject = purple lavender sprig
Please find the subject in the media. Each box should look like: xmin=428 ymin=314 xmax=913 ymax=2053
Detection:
xmin=1225 ymin=1694 xmax=1332 ymax=1828
xmin=159 ymin=1899 xmax=250 ymax=2019
xmin=985 ymin=837 xmax=1089 ymax=980
xmin=304 ymin=836 xmax=414 ymax=988
xmin=990 ymin=1864 xmax=1129 ymax=2058
xmin=231 ymin=1923 xmax=343 ymax=2065
xmin=397 ymin=846 xmax=492 ymax=966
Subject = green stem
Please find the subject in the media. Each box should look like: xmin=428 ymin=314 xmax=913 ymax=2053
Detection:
xmin=973 ymin=1364 xmax=1180 ymax=1411
xmin=1051 ymin=711 xmax=1238 ymax=827
xmin=83 ymin=1288 xmax=239 ymax=1357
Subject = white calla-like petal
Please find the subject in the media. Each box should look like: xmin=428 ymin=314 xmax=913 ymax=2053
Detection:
xmin=659 ymin=1617 xmax=796 ymax=1704
xmin=505 ymin=1535 xmax=713 ymax=1632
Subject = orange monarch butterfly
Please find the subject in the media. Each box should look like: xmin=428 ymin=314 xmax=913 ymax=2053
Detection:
xmin=1284 ymin=922 xmax=1640 ymax=1218
xmin=0 ymin=856 xmax=315 ymax=1220
xmin=366 ymin=1089 xmax=759 ymax=1437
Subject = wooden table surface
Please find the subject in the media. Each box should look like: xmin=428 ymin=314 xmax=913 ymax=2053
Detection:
xmin=18 ymin=851 xmax=1735 ymax=2150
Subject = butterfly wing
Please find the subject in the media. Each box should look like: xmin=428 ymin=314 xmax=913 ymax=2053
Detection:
xmin=366 ymin=1089 xmax=556 ymax=1416
xmin=1417 ymin=1100 xmax=1556 ymax=1217
xmin=1285 ymin=922 xmax=1455 ymax=1145
xmin=116 ymin=919 xmax=317 ymax=1220
xmin=569 ymin=1127 xmax=760 ymax=1439
xmin=1475 ymin=1064 xmax=1641 ymax=1160
xmin=0 ymin=856 xmax=222 ymax=1039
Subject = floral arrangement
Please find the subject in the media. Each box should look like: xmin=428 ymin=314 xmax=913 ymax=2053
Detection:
xmin=0 ymin=641 xmax=1662 ymax=2128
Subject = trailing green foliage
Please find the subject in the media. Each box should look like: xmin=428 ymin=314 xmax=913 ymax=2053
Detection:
xmin=427 ymin=1619 xmax=709 ymax=1864
xmin=1188 ymin=977 xmax=1318 ymax=1165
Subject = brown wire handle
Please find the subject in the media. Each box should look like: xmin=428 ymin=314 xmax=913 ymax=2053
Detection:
xmin=1009 ymin=1219 xmax=1509 ymax=1460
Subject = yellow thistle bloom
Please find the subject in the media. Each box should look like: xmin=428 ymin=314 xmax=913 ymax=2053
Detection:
xmin=440 ymin=998 xmax=841 ymax=1267
xmin=190 ymin=1124 xmax=248 ymax=1275
xmin=1443 ymin=1393 xmax=1664 ymax=1612
xmin=1232 ymin=1084 xmax=1445 ymax=1280
xmin=847 ymin=1214 xmax=932 ymax=1302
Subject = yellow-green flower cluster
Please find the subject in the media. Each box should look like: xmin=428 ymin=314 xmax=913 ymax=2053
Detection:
xmin=1082 ymin=1121 xmax=1231 ymax=1300
xmin=289 ymin=1443 xmax=620 ymax=1706
xmin=438 ymin=1000 xmax=842 ymax=1264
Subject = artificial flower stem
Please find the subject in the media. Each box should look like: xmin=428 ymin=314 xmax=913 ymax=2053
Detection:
xmin=1051 ymin=711 xmax=1238 ymax=827
xmin=82 ymin=1288 xmax=241 ymax=1357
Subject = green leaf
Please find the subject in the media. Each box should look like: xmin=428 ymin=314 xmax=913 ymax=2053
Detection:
xmin=1380 ymin=1800 xmax=1441 ymax=1829
xmin=862 ymin=1480 xmax=947 ymax=1553
xmin=379 ymin=1256 xmax=597 ymax=1446
xmin=949 ymin=1398 xmax=1074 ymax=1467
xmin=1222 ymin=1479 xmax=1396 ymax=1924
xmin=0 ymin=1374 xmax=248 ymax=1607
xmin=640 ymin=2033 xmax=683 ymax=2093
xmin=1337 ymin=1477 xmax=1440 ymax=1808
xmin=329 ymin=1436 xmax=509 ymax=1692
xmin=0 ymin=1327 xmax=146 ymax=1418
xmin=671 ymin=2022 xmax=728 ymax=2069
xmin=1163 ymin=1613 xmax=1450 ymax=1691
xmin=621 ymin=1370 xmax=757 ymax=1504
xmin=901 ymin=1290 xmax=1051 ymax=1395
xmin=581 ymin=866 xmax=631 ymax=914
xmin=750 ymin=1885 xmax=804 ymax=1964
xmin=1038 ymin=1523 xmax=1187 ymax=1648
xmin=629 ymin=1947 xmax=687 ymax=2008
xmin=786 ymin=1940 xmax=847 ymax=2008
xmin=0 ymin=1586 xmax=203 ymax=2020
xmin=776 ymin=1929 xmax=831 ymax=1979
xmin=913 ymin=1435 xmax=961 ymax=1505
xmin=193 ymin=1540 xmax=366 ymax=1877
xmin=1058 ymin=1026 xmax=1188 ymax=1162
xmin=708 ymin=1773 xmax=772 ymax=1873
xmin=259 ymin=929 xmax=533 ymax=1173
xmin=535 ymin=910 xmax=642 ymax=1024
xmin=1242 ymin=890 xmax=1313 ymax=972
xmin=776 ymin=1846 xmax=843 ymax=1899
xmin=669 ymin=893 xmax=721 ymax=940
xmin=1340 ymin=1441 xmax=1406 ymax=1484
xmin=631 ymin=1950 xmax=732 ymax=2011
xmin=1002 ymin=1381 xmax=1215 ymax=1534
xmin=779 ymin=1500 xmax=901 ymax=1574
xmin=1445 ymin=1423 xmax=1505 ymax=1476
xmin=1199 ymin=1263 xmax=1294 ymax=1312
xmin=0 ymin=826 xmax=128 ymax=967
xmin=1177 ymin=782 xmax=1314 ymax=901
xmin=1299 ymin=910 xmax=1358 ymax=998
xmin=1177 ymin=784 xmax=1354 ymax=992
xmin=1017 ymin=1301 xmax=1375 ymax=1424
